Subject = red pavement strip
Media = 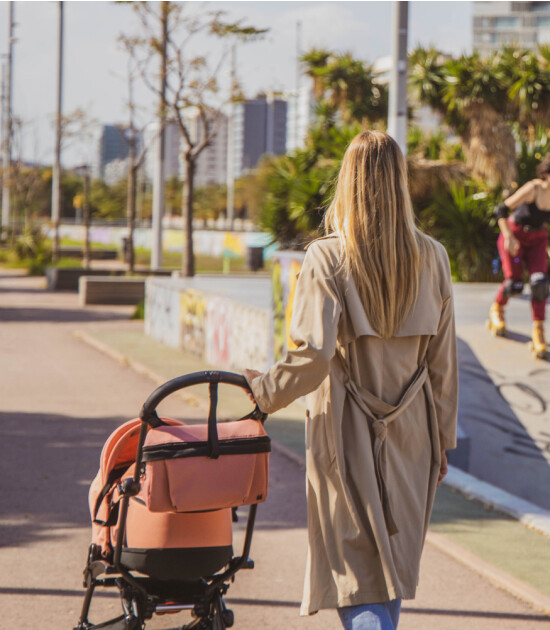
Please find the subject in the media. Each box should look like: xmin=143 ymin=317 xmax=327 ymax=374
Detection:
xmin=75 ymin=329 xmax=550 ymax=619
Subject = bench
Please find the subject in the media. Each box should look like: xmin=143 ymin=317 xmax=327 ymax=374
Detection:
xmin=79 ymin=276 xmax=145 ymax=306
xmin=59 ymin=247 xmax=119 ymax=260
xmin=46 ymin=267 xmax=125 ymax=291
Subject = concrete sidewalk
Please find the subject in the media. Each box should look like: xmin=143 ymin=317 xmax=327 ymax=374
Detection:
xmin=0 ymin=269 xmax=549 ymax=629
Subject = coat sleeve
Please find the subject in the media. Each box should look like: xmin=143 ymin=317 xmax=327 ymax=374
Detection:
xmin=426 ymin=249 xmax=458 ymax=451
xmin=247 ymin=243 xmax=342 ymax=414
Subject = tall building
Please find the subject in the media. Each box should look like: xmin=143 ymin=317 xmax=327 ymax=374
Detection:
xmin=91 ymin=124 xmax=130 ymax=180
xmin=233 ymin=96 xmax=287 ymax=178
xmin=143 ymin=120 xmax=181 ymax=183
xmin=473 ymin=1 xmax=550 ymax=54
xmin=181 ymin=109 xmax=228 ymax=187
xmin=286 ymin=78 xmax=316 ymax=153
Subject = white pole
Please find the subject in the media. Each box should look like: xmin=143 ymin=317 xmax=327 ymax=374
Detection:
xmin=226 ymin=44 xmax=236 ymax=230
xmin=388 ymin=1 xmax=408 ymax=156
xmin=51 ymin=1 xmax=64 ymax=260
xmin=1 ymin=2 xmax=14 ymax=236
xmin=294 ymin=21 xmax=301 ymax=151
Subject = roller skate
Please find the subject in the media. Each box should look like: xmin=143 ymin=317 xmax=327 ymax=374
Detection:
xmin=530 ymin=321 xmax=547 ymax=360
xmin=487 ymin=302 xmax=506 ymax=337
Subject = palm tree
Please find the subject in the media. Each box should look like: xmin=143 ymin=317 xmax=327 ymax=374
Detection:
xmin=503 ymin=46 xmax=550 ymax=141
xmin=301 ymin=50 xmax=387 ymax=127
xmin=410 ymin=49 xmax=517 ymax=189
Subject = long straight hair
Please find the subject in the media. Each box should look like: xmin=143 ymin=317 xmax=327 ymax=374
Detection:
xmin=324 ymin=130 xmax=435 ymax=338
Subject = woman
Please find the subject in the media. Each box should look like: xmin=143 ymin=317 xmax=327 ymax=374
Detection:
xmin=244 ymin=131 xmax=458 ymax=630
xmin=488 ymin=156 xmax=550 ymax=359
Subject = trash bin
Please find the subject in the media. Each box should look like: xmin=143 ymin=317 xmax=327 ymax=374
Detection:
xmin=122 ymin=237 xmax=130 ymax=263
xmin=246 ymin=246 xmax=264 ymax=272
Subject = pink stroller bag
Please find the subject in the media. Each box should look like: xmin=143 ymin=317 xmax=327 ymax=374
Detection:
xmin=140 ymin=418 xmax=269 ymax=513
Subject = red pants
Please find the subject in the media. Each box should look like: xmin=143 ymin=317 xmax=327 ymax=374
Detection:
xmin=495 ymin=219 xmax=548 ymax=321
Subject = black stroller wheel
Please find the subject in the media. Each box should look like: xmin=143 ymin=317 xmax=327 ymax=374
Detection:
xmin=211 ymin=592 xmax=227 ymax=630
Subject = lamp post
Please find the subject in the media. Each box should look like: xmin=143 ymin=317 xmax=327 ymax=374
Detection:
xmin=51 ymin=1 xmax=64 ymax=262
xmin=1 ymin=2 xmax=15 ymax=239
xmin=388 ymin=1 xmax=408 ymax=156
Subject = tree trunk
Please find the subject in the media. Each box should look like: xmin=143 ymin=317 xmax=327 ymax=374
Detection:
xmin=463 ymin=104 xmax=517 ymax=190
xmin=127 ymin=129 xmax=137 ymax=273
xmin=83 ymin=171 xmax=91 ymax=268
xmin=182 ymin=156 xmax=195 ymax=277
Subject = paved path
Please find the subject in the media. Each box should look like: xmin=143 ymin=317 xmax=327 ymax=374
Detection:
xmin=453 ymin=284 xmax=550 ymax=509
xmin=0 ymin=271 xmax=548 ymax=629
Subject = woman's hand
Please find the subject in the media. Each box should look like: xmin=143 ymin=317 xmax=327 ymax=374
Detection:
xmin=243 ymin=369 xmax=262 ymax=405
xmin=437 ymin=450 xmax=448 ymax=487
xmin=504 ymin=234 xmax=520 ymax=256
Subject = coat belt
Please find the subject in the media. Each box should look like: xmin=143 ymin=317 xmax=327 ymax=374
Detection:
xmin=340 ymin=360 xmax=429 ymax=536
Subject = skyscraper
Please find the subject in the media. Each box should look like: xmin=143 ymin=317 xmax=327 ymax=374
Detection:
xmin=143 ymin=120 xmax=181 ymax=183
xmin=233 ymin=95 xmax=287 ymax=178
xmin=91 ymin=124 xmax=130 ymax=181
xmin=473 ymin=1 xmax=550 ymax=53
xmin=286 ymin=79 xmax=316 ymax=154
xmin=181 ymin=109 xmax=228 ymax=188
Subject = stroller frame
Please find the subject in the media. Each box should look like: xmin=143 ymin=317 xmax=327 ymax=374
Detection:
xmin=75 ymin=371 xmax=267 ymax=630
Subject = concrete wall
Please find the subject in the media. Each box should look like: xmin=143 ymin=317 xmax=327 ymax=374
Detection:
xmin=48 ymin=224 xmax=278 ymax=259
xmin=271 ymin=250 xmax=306 ymax=362
xmin=145 ymin=276 xmax=271 ymax=372
xmin=144 ymin=250 xmax=306 ymax=372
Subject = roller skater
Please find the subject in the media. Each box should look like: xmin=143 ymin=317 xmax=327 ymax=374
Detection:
xmin=491 ymin=156 xmax=550 ymax=359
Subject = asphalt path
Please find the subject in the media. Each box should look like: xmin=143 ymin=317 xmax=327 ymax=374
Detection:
xmin=0 ymin=271 xmax=548 ymax=629
xmin=453 ymin=284 xmax=550 ymax=509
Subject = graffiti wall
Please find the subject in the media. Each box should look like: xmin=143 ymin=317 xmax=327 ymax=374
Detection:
xmin=271 ymin=251 xmax=305 ymax=362
xmin=146 ymin=278 xmax=270 ymax=372
xmin=144 ymin=279 xmax=182 ymax=348
xmin=51 ymin=224 xmax=277 ymax=258
xmin=180 ymin=290 xmax=207 ymax=357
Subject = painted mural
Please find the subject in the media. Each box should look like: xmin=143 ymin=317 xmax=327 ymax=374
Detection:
xmin=180 ymin=290 xmax=207 ymax=357
xmin=146 ymin=278 xmax=271 ymax=372
xmin=51 ymin=224 xmax=276 ymax=258
xmin=271 ymin=252 xmax=305 ymax=362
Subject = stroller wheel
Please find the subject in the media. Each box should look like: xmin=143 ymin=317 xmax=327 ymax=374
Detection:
xmin=210 ymin=592 xmax=230 ymax=630
xmin=221 ymin=609 xmax=234 ymax=627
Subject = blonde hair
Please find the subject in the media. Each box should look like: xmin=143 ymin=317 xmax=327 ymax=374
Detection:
xmin=325 ymin=130 xmax=435 ymax=338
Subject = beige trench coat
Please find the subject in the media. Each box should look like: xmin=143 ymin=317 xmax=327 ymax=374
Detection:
xmin=248 ymin=235 xmax=458 ymax=615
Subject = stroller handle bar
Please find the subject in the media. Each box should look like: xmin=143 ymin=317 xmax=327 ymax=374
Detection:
xmin=139 ymin=370 xmax=267 ymax=428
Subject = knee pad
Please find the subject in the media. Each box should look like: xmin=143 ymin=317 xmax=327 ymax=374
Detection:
xmin=530 ymin=272 xmax=549 ymax=302
xmin=503 ymin=278 xmax=524 ymax=297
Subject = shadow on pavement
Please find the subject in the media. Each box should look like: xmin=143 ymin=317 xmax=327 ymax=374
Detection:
xmin=0 ymin=412 xmax=126 ymax=548
xmin=0 ymin=306 xmax=131 ymax=323
xmin=504 ymin=330 xmax=533 ymax=345
xmin=0 ymin=586 xmax=117 ymax=598
xmin=402 ymin=608 xmax=549 ymax=621
xmin=456 ymin=338 xmax=550 ymax=509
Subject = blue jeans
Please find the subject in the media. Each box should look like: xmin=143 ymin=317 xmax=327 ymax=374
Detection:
xmin=338 ymin=599 xmax=402 ymax=630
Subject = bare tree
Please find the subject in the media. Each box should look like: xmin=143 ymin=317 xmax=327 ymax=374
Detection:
xmin=120 ymin=2 xmax=266 ymax=276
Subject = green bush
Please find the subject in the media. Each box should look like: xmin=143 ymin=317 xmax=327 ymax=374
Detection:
xmin=131 ymin=300 xmax=145 ymax=320
xmin=420 ymin=182 xmax=500 ymax=282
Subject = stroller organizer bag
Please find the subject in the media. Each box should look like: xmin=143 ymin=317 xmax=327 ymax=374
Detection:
xmin=76 ymin=371 xmax=270 ymax=630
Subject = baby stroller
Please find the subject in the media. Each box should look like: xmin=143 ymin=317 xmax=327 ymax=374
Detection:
xmin=75 ymin=370 xmax=270 ymax=630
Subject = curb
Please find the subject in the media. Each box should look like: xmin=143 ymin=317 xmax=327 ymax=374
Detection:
xmin=443 ymin=465 xmax=550 ymax=539
xmin=74 ymin=328 xmax=550 ymax=616
xmin=426 ymin=531 xmax=550 ymax=616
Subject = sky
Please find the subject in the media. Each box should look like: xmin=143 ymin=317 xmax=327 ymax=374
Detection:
xmin=0 ymin=0 xmax=473 ymax=167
